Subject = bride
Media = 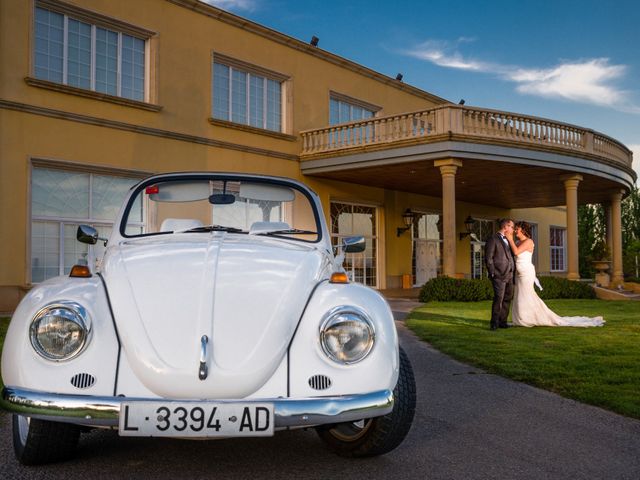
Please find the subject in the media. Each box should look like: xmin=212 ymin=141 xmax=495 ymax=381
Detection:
xmin=507 ymin=221 xmax=605 ymax=327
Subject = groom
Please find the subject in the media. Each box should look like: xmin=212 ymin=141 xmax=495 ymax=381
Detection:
xmin=485 ymin=219 xmax=515 ymax=330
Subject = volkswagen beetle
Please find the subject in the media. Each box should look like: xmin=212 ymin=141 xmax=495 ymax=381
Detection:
xmin=1 ymin=172 xmax=416 ymax=465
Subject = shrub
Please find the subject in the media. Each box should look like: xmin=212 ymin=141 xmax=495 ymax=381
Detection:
xmin=537 ymin=276 xmax=596 ymax=300
xmin=419 ymin=277 xmax=493 ymax=302
xmin=419 ymin=276 xmax=595 ymax=302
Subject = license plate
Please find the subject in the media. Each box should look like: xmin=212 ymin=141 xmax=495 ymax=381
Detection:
xmin=119 ymin=401 xmax=274 ymax=437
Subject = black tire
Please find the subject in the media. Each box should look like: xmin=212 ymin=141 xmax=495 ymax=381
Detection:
xmin=12 ymin=414 xmax=81 ymax=465
xmin=316 ymin=346 xmax=416 ymax=457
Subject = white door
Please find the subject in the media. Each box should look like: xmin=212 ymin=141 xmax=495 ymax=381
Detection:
xmin=415 ymin=239 xmax=438 ymax=286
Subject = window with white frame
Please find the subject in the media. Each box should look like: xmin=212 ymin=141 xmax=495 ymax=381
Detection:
xmin=330 ymin=202 xmax=378 ymax=287
xmin=470 ymin=218 xmax=495 ymax=279
xmin=213 ymin=58 xmax=284 ymax=132
xmin=550 ymin=227 xmax=566 ymax=271
xmin=329 ymin=96 xmax=376 ymax=124
xmin=34 ymin=5 xmax=147 ymax=101
xmin=30 ymin=166 xmax=143 ymax=283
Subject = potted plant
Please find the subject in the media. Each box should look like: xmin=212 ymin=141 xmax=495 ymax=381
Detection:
xmin=590 ymin=240 xmax=611 ymax=287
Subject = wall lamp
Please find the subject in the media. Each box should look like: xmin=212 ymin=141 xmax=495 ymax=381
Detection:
xmin=396 ymin=73 xmax=403 ymax=81
xmin=459 ymin=215 xmax=476 ymax=240
xmin=397 ymin=209 xmax=415 ymax=237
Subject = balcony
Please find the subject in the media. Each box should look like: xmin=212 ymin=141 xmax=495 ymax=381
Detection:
xmin=300 ymin=105 xmax=635 ymax=208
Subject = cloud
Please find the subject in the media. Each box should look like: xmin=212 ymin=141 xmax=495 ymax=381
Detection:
xmin=199 ymin=0 xmax=257 ymax=11
xmin=403 ymin=40 xmax=638 ymax=113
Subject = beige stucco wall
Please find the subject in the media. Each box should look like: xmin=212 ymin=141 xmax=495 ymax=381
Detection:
xmin=0 ymin=0 xmax=571 ymax=310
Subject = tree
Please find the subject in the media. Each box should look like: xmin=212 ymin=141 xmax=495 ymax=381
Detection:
xmin=578 ymin=204 xmax=605 ymax=278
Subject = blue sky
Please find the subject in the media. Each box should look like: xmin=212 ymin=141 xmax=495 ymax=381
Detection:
xmin=203 ymin=0 xmax=640 ymax=179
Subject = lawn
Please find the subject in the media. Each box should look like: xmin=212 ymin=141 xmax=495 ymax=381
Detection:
xmin=406 ymin=300 xmax=640 ymax=419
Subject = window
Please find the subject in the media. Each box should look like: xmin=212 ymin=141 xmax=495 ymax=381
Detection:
xmin=30 ymin=166 xmax=142 ymax=282
xmin=34 ymin=6 xmax=146 ymax=101
xmin=329 ymin=96 xmax=376 ymax=124
xmin=213 ymin=59 xmax=284 ymax=132
xmin=550 ymin=227 xmax=566 ymax=271
xmin=470 ymin=219 xmax=496 ymax=279
xmin=330 ymin=202 xmax=378 ymax=287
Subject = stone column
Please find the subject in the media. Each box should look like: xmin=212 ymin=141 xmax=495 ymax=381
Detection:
xmin=562 ymin=175 xmax=582 ymax=280
xmin=610 ymin=190 xmax=625 ymax=287
xmin=435 ymin=159 xmax=462 ymax=277
xmin=604 ymin=203 xmax=613 ymax=254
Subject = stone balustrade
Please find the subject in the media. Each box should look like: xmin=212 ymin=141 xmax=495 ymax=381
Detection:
xmin=300 ymin=104 xmax=633 ymax=170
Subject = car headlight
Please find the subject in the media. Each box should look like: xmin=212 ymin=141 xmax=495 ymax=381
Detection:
xmin=29 ymin=302 xmax=91 ymax=361
xmin=320 ymin=306 xmax=375 ymax=364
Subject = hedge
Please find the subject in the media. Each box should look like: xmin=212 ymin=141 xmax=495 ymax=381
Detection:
xmin=419 ymin=276 xmax=595 ymax=302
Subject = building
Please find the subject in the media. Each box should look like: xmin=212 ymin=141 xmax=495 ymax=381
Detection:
xmin=0 ymin=0 xmax=635 ymax=312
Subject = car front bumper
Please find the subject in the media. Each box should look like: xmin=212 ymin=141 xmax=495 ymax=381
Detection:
xmin=1 ymin=386 xmax=394 ymax=430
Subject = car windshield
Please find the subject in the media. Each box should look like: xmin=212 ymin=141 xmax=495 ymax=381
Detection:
xmin=121 ymin=176 xmax=321 ymax=242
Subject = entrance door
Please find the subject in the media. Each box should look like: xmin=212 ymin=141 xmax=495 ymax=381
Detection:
xmin=415 ymin=239 xmax=439 ymax=285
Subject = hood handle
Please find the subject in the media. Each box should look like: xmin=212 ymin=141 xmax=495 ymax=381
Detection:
xmin=198 ymin=335 xmax=209 ymax=380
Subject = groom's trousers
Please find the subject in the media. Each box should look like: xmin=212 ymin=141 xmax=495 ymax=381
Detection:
xmin=490 ymin=276 xmax=514 ymax=327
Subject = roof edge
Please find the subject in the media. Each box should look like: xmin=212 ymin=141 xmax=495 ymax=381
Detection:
xmin=167 ymin=0 xmax=450 ymax=105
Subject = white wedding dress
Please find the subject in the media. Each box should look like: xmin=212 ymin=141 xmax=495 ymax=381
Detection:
xmin=512 ymin=251 xmax=605 ymax=327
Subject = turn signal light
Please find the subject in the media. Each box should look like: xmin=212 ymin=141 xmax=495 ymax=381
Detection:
xmin=329 ymin=272 xmax=349 ymax=284
xmin=70 ymin=265 xmax=92 ymax=278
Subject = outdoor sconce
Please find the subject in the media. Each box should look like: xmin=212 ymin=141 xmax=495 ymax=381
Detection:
xmin=396 ymin=209 xmax=415 ymax=237
xmin=459 ymin=216 xmax=476 ymax=240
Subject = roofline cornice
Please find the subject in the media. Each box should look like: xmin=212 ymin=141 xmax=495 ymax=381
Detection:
xmin=167 ymin=0 xmax=450 ymax=105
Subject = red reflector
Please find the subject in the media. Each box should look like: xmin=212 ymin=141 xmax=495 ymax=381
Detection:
xmin=70 ymin=265 xmax=92 ymax=278
xmin=329 ymin=272 xmax=349 ymax=284
xmin=145 ymin=185 xmax=159 ymax=194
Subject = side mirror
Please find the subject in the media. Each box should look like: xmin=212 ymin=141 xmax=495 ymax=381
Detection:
xmin=77 ymin=225 xmax=98 ymax=245
xmin=343 ymin=236 xmax=366 ymax=253
xmin=77 ymin=225 xmax=108 ymax=246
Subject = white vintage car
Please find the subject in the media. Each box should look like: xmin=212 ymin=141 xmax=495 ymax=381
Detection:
xmin=1 ymin=172 xmax=415 ymax=465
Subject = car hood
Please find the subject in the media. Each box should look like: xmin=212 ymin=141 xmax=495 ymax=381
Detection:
xmin=102 ymin=233 xmax=330 ymax=398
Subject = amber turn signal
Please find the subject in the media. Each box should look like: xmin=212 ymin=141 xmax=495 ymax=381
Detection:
xmin=69 ymin=265 xmax=92 ymax=278
xmin=329 ymin=272 xmax=349 ymax=284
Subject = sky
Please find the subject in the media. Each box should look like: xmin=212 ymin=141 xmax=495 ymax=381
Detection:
xmin=202 ymin=0 xmax=640 ymax=181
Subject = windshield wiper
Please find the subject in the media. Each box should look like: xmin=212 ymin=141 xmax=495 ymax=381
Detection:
xmin=255 ymin=228 xmax=318 ymax=236
xmin=182 ymin=225 xmax=244 ymax=233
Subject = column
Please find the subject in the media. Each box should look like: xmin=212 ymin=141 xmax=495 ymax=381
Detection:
xmin=435 ymin=159 xmax=462 ymax=277
xmin=610 ymin=190 xmax=624 ymax=287
xmin=562 ymin=174 xmax=582 ymax=280
xmin=604 ymin=203 xmax=613 ymax=254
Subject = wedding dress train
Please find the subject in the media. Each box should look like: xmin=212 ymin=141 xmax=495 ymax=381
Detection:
xmin=511 ymin=251 xmax=605 ymax=327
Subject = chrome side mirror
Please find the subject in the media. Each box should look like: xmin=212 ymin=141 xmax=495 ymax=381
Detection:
xmin=77 ymin=225 xmax=108 ymax=246
xmin=343 ymin=236 xmax=366 ymax=253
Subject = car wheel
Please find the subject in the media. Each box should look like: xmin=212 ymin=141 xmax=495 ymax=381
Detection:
xmin=316 ymin=346 xmax=416 ymax=457
xmin=12 ymin=414 xmax=81 ymax=465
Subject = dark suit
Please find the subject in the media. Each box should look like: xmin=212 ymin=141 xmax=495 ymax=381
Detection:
xmin=485 ymin=232 xmax=515 ymax=328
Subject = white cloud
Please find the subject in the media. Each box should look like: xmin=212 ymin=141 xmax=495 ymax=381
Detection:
xmin=403 ymin=40 xmax=638 ymax=113
xmin=199 ymin=0 xmax=256 ymax=11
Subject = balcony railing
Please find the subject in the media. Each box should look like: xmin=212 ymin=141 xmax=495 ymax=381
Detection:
xmin=300 ymin=105 xmax=633 ymax=169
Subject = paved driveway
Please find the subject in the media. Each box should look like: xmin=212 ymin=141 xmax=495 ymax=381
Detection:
xmin=1 ymin=302 xmax=639 ymax=479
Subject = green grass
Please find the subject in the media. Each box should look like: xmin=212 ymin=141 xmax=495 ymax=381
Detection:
xmin=406 ymin=300 xmax=640 ymax=419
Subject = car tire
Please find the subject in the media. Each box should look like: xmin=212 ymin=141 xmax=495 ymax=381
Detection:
xmin=12 ymin=414 xmax=81 ymax=465
xmin=316 ymin=346 xmax=416 ymax=457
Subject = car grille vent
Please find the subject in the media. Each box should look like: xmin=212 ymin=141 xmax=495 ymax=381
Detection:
xmin=308 ymin=374 xmax=332 ymax=390
xmin=70 ymin=373 xmax=95 ymax=389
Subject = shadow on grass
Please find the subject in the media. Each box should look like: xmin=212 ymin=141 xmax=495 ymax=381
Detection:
xmin=408 ymin=311 xmax=490 ymax=330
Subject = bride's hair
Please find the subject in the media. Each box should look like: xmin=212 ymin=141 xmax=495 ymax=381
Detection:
xmin=516 ymin=221 xmax=532 ymax=238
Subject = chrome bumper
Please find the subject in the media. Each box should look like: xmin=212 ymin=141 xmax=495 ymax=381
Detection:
xmin=1 ymin=386 xmax=393 ymax=430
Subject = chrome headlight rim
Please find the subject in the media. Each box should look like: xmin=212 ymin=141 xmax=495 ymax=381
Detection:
xmin=29 ymin=301 xmax=91 ymax=362
xmin=319 ymin=305 xmax=376 ymax=365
